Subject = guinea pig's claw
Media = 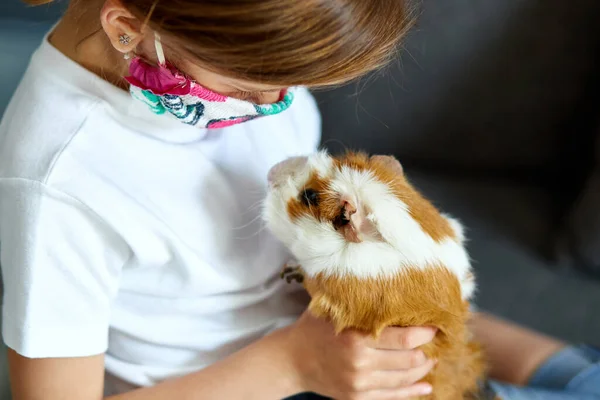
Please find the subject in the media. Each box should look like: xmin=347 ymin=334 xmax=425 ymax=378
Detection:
xmin=280 ymin=265 xmax=304 ymax=284
xmin=285 ymin=273 xmax=304 ymax=284
xmin=280 ymin=267 xmax=294 ymax=279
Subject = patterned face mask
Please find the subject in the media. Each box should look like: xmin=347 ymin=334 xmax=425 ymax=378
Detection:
xmin=125 ymin=34 xmax=294 ymax=129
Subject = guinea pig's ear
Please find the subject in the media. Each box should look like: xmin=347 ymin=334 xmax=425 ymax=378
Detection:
xmin=371 ymin=155 xmax=403 ymax=175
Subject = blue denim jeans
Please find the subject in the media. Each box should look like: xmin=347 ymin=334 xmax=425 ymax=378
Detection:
xmin=284 ymin=344 xmax=600 ymax=400
xmin=490 ymin=344 xmax=600 ymax=400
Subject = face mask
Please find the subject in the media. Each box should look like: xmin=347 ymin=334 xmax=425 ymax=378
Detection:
xmin=125 ymin=33 xmax=294 ymax=129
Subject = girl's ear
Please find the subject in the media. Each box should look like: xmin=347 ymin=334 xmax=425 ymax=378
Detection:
xmin=100 ymin=0 xmax=146 ymax=55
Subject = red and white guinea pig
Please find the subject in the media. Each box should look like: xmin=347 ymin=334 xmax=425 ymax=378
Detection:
xmin=263 ymin=151 xmax=487 ymax=400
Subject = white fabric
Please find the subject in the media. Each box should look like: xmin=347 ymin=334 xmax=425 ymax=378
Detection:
xmin=0 ymin=37 xmax=320 ymax=388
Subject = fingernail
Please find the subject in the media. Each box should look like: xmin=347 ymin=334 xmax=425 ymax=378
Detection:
xmin=420 ymin=385 xmax=433 ymax=395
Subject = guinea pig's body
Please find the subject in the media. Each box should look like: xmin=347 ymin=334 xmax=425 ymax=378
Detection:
xmin=264 ymin=151 xmax=487 ymax=400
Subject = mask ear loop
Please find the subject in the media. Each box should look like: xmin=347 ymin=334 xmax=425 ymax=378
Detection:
xmin=154 ymin=32 xmax=166 ymax=67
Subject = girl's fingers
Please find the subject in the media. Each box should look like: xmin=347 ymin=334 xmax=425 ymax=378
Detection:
xmin=367 ymin=326 xmax=437 ymax=350
xmin=364 ymin=359 xmax=437 ymax=390
xmin=367 ymin=348 xmax=430 ymax=370
xmin=376 ymin=383 xmax=433 ymax=399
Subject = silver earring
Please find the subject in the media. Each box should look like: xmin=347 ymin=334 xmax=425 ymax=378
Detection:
xmin=123 ymin=52 xmax=132 ymax=60
xmin=119 ymin=34 xmax=131 ymax=46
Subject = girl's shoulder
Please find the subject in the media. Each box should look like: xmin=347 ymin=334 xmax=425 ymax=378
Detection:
xmin=0 ymin=39 xmax=115 ymax=184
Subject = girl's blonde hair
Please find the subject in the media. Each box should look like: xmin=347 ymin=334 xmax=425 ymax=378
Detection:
xmin=24 ymin=0 xmax=415 ymax=87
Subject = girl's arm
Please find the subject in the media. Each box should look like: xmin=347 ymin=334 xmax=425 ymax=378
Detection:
xmin=9 ymin=328 xmax=299 ymax=400
xmin=9 ymin=312 xmax=437 ymax=400
xmin=469 ymin=312 xmax=566 ymax=385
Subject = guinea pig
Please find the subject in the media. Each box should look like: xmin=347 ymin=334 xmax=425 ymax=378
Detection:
xmin=263 ymin=151 xmax=487 ymax=400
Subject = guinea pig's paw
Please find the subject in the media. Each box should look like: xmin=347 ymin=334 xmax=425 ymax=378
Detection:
xmin=280 ymin=263 xmax=304 ymax=284
xmin=284 ymin=259 xmax=301 ymax=268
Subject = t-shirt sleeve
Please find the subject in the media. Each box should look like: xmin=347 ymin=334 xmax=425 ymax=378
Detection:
xmin=0 ymin=179 xmax=130 ymax=358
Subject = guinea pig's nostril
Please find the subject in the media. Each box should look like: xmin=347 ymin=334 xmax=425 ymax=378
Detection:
xmin=341 ymin=201 xmax=357 ymax=216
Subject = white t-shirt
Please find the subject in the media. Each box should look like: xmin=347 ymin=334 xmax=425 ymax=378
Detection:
xmin=0 ymin=37 xmax=320 ymax=388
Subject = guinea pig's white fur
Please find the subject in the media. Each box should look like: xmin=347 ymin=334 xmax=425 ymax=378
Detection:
xmin=263 ymin=151 xmax=475 ymax=300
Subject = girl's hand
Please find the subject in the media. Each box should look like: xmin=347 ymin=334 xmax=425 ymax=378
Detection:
xmin=284 ymin=311 xmax=437 ymax=400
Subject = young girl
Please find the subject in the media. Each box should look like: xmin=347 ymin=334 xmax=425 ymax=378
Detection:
xmin=1 ymin=1 xmax=598 ymax=400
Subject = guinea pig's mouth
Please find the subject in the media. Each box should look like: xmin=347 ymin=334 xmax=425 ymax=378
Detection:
xmin=332 ymin=206 xmax=352 ymax=229
xmin=332 ymin=203 xmax=362 ymax=243
xmin=332 ymin=200 xmax=384 ymax=244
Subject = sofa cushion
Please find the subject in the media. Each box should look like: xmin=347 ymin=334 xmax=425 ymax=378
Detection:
xmin=559 ymin=130 xmax=600 ymax=277
xmin=0 ymin=0 xmax=65 ymax=20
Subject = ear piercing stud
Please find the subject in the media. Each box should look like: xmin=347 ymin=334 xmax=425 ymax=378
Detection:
xmin=119 ymin=34 xmax=131 ymax=46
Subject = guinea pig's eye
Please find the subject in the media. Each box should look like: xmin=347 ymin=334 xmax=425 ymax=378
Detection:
xmin=300 ymin=189 xmax=319 ymax=207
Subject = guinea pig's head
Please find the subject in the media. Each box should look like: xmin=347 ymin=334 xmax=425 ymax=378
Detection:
xmin=263 ymin=151 xmax=458 ymax=275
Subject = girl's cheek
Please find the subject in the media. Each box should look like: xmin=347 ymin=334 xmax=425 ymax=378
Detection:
xmin=232 ymin=91 xmax=280 ymax=104
xmin=258 ymin=91 xmax=282 ymax=104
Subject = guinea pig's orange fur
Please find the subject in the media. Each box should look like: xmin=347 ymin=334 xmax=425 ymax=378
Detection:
xmin=305 ymin=269 xmax=486 ymax=400
xmin=286 ymin=152 xmax=487 ymax=400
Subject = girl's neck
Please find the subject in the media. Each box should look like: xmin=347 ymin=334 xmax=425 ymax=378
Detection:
xmin=49 ymin=5 xmax=129 ymax=90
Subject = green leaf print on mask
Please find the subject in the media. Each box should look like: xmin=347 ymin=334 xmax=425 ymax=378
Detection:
xmin=131 ymin=89 xmax=166 ymax=115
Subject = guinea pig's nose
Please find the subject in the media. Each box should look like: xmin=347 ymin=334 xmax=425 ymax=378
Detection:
xmin=268 ymin=156 xmax=308 ymax=186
